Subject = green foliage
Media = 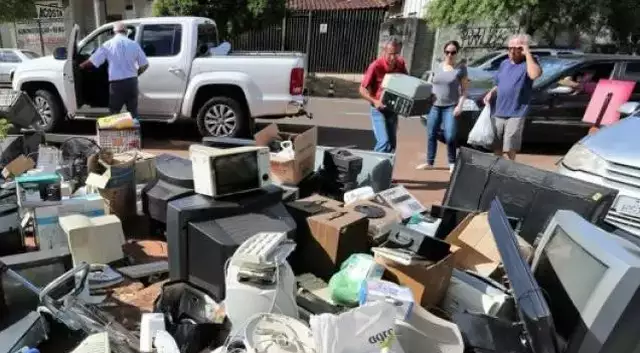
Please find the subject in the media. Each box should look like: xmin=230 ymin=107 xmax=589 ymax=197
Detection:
xmin=0 ymin=120 xmax=13 ymax=141
xmin=152 ymin=0 xmax=287 ymax=39
xmin=0 ymin=0 xmax=37 ymax=22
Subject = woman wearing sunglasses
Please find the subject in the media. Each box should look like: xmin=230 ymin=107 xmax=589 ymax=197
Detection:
xmin=417 ymin=40 xmax=469 ymax=173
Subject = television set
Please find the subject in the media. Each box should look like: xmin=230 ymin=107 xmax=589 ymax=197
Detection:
xmin=532 ymin=209 xmax=640 ymax=353
xmin=189 ymin=145 xmax=271 ymax=198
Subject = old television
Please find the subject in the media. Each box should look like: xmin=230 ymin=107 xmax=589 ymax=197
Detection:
xmin=532 ymin=210 xmax=640 ymax=353
xmin=380 ymin=73 xmax=433 ymax=117
xmin=189 ymin=145 xmax=271 ymax=198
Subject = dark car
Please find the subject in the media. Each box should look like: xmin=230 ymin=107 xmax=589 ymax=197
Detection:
xmin=459 ymin=54 xmax=640 ymax=145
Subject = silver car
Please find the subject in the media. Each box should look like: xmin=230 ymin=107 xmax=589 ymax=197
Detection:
xmin=557 ymin=102 xmax=640 ymax=237
xmin=0 ymin=49 xmax=40 ymax=85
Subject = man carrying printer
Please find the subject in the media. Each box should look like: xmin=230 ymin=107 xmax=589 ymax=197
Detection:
xmin=359 ymin=39 xmax=408 ymax=153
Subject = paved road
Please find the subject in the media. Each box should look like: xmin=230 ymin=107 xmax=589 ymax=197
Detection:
xmin=51 ymin=97 xmax=568 ymax=205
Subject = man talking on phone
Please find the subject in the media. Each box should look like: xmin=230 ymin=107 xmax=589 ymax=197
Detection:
xmin=483 ymin=34 xmax=542 ymax=161
xmin=359 ymin=39 xmax=408 ymax=153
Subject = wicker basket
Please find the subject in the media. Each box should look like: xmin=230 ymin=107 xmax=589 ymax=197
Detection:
xmin=97 ymin=125 xmax=141 ymax=153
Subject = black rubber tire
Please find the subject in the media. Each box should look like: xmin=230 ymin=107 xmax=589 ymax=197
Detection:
xmin=195 ymin=96 xmax=248 ymax=138
xmin=32 ymin=89 xmax=64 ymax=132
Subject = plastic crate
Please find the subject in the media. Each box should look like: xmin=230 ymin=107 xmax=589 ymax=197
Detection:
xmin=97 ymin=126 xmax=141 ymax=153
xmin=0 ymin=90 xmax=40 ymax=128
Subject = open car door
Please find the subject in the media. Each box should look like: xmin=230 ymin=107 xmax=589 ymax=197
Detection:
xmin=62 ymin=24 xmax=79 ymax=117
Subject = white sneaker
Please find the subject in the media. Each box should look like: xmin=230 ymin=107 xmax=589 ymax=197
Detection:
xmin=416 ymin=163 xmax=433 ymax=170
xmin=449 ymin=164 xmax=455 ymax=174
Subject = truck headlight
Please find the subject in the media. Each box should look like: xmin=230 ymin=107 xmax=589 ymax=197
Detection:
xmin=562 ymin=143 xmax=607 ymax=175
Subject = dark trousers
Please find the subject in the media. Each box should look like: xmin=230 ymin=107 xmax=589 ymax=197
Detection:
xmin=109 ymin=77 xmax=139 ymax=118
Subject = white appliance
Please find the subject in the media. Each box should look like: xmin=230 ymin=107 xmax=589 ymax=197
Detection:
xmin=189 ymin=145 xmax=271 ymax=198
xmin=225 ymin=232 xmax=298 ymax=335
xmin=59 ymin=214 xmax=125 ymax=266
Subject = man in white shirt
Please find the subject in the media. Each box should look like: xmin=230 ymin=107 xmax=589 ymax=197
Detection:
xmin=80 ymin=22 xmax=149 ymax=118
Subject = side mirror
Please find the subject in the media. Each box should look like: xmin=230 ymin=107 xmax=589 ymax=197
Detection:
xmin=618 ymin=101 xmax=640 ymax=116
xmin=53 ymin=47 xmax=67 ymax=60
xmin=547 ymin=86 xmax=573 ymax=95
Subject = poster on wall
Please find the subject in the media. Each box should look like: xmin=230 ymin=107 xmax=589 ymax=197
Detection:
xmin=15 ymin=1 xmax=66 ymax=55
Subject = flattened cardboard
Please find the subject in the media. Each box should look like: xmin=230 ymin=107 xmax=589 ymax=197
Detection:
xmin=446 ymin=212 xmax=534 ymax=277
xmin=305 ymin=209 xmax=370 ymax=280
xmin=2 ymin=155 xmax=35 ymax=179
xmin=255 ymin=123 xmax=318 ymax=185
xmin=375 ymin=246 xmax=458 ymax=309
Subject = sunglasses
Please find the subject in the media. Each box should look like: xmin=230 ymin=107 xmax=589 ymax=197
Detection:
xmin=444 ymin=50 xmax=458 ymax=55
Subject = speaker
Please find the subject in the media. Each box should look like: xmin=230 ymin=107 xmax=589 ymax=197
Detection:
xmin=444 ymin=148 xmax=618 ymax=243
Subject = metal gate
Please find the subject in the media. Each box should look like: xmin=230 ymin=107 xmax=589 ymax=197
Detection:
xmin=232 ymin=9 xmax=386 ymax=73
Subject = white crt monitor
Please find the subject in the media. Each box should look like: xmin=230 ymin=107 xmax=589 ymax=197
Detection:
xmin=532 ymin=210 xmax=640 ymax=353
xmin=189 ymin=145 xmax=271 ymax=198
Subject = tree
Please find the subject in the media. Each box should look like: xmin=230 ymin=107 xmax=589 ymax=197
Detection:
xmin=0 ymin=0 xmax=36 ymax=22
xmin=152 ymin=0 xmax=287 ymax=39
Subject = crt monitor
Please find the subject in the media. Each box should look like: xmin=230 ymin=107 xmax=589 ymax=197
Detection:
xmin=532 ymin=210 xmax=640 ymax=353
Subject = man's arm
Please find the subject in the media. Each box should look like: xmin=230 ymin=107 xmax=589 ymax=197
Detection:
xmin=359 ymin=63 xmax=379 ymax=106
xmin=136 ymin=44 xmax=149 ymax=76
xmin=523 ymin=48 xmax=542 ymax=80
xmin=80 ymin=47 xmax=106 ymax=70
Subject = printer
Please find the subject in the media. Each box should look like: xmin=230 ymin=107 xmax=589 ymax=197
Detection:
xmin=380 ymin=74 xmax=433 ymax=117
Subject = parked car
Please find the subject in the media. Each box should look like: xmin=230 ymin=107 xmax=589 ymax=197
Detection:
xmin=468 ymin=48 xmax=584 ymax=73
xmin=0 ymin=49 xmax=40 ymax=85
xmin=12 ymin=17 xmax=308 ymax=136
xmin=557 ymin=101 xmax=640 ymax=238
xmin=460 ymin=54 xmax=640 ymax=145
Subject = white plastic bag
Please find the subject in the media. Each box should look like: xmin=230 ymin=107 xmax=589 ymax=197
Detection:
xmin=467 ymin=105 xmax=495 ymax=148
xmin=310 ymin=301 xmax=406 ymax=353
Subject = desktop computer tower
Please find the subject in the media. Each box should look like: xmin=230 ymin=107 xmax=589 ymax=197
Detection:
xmin=165 ymin=185 xmax=291 ymax=297
xmin=142 ymin=154 xmax=195 ymax=224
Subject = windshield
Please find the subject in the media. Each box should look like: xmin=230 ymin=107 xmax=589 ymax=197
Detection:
xmin=469 ymin=52 xmax=500 ymax=67
xmin=20 ymin=50 xmax=40 ymax=59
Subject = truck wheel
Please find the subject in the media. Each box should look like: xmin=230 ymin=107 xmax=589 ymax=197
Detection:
xmin=196 ymin=96 xmax=248 ymax=137
xmin=32 ymin=89 xmax=63 ymax=132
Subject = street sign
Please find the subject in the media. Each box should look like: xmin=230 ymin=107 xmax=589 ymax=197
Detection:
xmin=36 ymin=1 xmax=63 ymax=19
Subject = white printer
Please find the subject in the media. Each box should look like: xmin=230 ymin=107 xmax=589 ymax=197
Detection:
xmin=380 ymin=73 xmax=433 ymax=116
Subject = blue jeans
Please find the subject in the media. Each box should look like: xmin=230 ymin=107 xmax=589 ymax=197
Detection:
xmin=426 ymin=105 xmax=457 ymax=165
xmin=370 ymin=107 xmax=398 ymax=153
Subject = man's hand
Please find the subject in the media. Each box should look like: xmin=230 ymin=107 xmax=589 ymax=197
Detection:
xmin=521 ymin=44 xmax=531 ymax=56
xmin=483 ymin=90 xmax=494 ymax=105
xmin=373 ymin=99 xmax=385 ymax=110
xmin=453 ymin=106 xmax=462 ymax=117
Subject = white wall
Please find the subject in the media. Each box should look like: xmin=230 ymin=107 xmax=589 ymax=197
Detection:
xmin=401 ymin=0 xmax=429 ymax=18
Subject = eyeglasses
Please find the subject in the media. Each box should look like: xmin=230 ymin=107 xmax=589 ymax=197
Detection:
xmin=508 ymin=47 xmax=523 ymax=52
xmin=444 ymin=50 xmax=457 ymax=56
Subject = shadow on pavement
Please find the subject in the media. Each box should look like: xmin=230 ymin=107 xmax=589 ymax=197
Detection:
xmin=394 ymin=179 xmax=450 ymax=191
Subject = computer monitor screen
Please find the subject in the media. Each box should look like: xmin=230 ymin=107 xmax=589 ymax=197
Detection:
xmin=213 ymin=151 xmax=260 ymax=196
xmin=535 ymin=225 xmax=608 ymax=345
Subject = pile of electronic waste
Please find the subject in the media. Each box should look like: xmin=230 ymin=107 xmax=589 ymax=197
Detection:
xmin=0 ymin=103 xmax=638 ymax=353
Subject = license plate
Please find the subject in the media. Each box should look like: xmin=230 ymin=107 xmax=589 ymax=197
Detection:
xmin=615 ymin=196 xmax=640 ymax=218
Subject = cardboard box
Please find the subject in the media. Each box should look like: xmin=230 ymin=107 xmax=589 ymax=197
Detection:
xmin=113 ymin=151 xmax=156 ymax=184
xmin=255 ymin=123 xmax=318 ymax=185
xmin=345 ymin=200 xmax=401 ymax=239
xmin=34 ymin=194 xmax=106 ymax=250
xmin=445 ymin=212 xmax=534 ymax=278
xmin=2 ymin=155 xmax=35 ymax=179
xmin=375 ymin=246 xmax=458 ymax=309
xmin=305 ymin=209 xmax=370 ymax=281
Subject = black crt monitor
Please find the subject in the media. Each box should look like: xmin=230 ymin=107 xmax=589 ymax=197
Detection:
xmin=488 ymin=198 xmax=558 ymax=353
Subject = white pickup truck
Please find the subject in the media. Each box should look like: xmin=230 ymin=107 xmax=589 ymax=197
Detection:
xmin=12 ymin=17 xmax=309 ymax=137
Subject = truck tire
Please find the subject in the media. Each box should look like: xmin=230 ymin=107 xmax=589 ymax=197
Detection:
xmin=32 ymin=89 xmax=63 ymax=132
xmin=196 ymin=96 xmax=248 ymax=138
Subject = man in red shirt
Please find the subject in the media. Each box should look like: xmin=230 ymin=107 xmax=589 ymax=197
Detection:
xmin=359 ymin=39 xmax=408 ymax=153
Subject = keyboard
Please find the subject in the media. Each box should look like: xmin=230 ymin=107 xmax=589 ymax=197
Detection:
xmin=233 ymin=232 xmax=287 ymax=265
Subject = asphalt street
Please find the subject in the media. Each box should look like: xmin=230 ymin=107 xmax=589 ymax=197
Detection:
xmin=47 ymin=97 xmax=568 ymax=205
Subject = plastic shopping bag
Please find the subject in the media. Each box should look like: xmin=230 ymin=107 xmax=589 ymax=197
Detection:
xmin=310 ymin=301 xmax=406 ymax=353
xmin=466 ymin=105 xmax=495 ymax=148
